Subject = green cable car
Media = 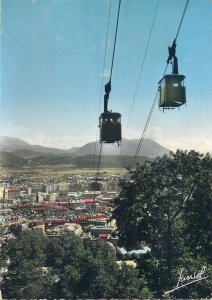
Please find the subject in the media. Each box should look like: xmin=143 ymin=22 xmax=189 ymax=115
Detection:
xmin=158 ymin=39 xmax=186 ymax=109
xmin=158 ymin=74 xmax=186 ymax=108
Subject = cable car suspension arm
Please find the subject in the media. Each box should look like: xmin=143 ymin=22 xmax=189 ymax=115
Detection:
xmin=167 ymin=39 xmax=178 ymax=75
xmin=104 ymin=80 xmax=111 ymax=112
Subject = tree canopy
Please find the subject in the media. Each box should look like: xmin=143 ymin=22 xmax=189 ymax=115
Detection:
xmin=1 ymin=230 xmax=152 ymax=299
xmin=112 ymin=150 xmax=211 ymax=298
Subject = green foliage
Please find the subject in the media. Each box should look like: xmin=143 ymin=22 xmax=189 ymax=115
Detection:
xmin=2 ymin=259 xmax=52 ymax=299
xmin=5 ymin=229 xmax=47 ymax=264
xmin=0 ymin=226 xmax=5 ymax=237
xmin=9 ymin=223 xmax=22 ymax=236
xmin=116 ymin=265 xmax=152 ymax=298
xmin=1 ymin=230 xmax=152 ymax=299
xmin=173 ymin=254 xmax=211 ymax=299
xmin=0 ymin=228 xmax=8 ymax=268
xmin=112 ymin=150 xmax=212 ymax=298
xmin=1 ymin=230 xmax=51 ymax=299
xmin=77 ymin=241 xmax=118 ymax=298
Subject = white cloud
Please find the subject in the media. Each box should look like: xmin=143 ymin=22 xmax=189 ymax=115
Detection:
xmin=145 ymin=126 xmax=212 ymax=153
xmin=125 ymin=126 xmax=212 ymax=154
xmin=0 ymin=122 xmax=28 ymax=138
xmin=124 ymin=128 xmax=141 ymax=140
xmin=0 ymin=122 xmax=94 ymax=149
xmin=27 ymin=134 xmax=95 ymax=149
xmin=146 ymin=126 xmax=163 ymax=141
xmin=157 ymin=136 xmax=212 ymax=154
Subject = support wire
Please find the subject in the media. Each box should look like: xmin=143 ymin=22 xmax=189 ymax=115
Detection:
xmin=116 ymin=0 xmax=159 ymax=169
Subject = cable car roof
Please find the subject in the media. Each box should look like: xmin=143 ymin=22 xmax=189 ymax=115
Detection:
xmin=100 ymin=111 xmax=121 ymax=118
xmin=158 ymin=74 xmax=185 ymax=84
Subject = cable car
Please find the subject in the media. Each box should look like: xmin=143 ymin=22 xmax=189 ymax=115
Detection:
xmin=99 ymin=111 xmax=121 ymax=144
xmin=158 ymin=74 xmax=186 ymax=108
xmin=158 ymin=39 xmax=186 ymax=109
xmin=99 ymin=81 xmax=122 ymax=144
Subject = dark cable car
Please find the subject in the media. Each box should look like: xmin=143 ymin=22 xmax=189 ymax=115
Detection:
xmin=99 ymin=111 xmax=121 ymax=144
xmin=158 ymin=39 xmax=186 ymax=109
xmin=99 ymin=81 xmax=122 ymax=144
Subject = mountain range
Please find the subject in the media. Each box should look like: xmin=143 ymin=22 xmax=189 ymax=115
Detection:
xmin=0 ymin=136 xmax=170 ymax=168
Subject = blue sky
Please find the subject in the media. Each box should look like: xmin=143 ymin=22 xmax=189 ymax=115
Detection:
xmin=1 ymin=0 xmax=212 ymax=152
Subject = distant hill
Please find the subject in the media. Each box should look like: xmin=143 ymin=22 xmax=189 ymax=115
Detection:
xmin=73 ymin=154 xmax=153 ymax=168
xmin=0 ymin=136 xmax=69 ymax=155
xmin=0 ymin=136 xmax=30 ymax=152
xmin=0 ymin=136 xmax=169 ymax=158
xmin=0 ymin=151 xmax=27 ymax=167
xmin=0 ymin=136 xmax=170 ymax=167
xmin=74 ymin=138 xmax=169 ymax=158
xmin=11 ymin=149 xmax=44 ymax=158
xmin=0 ymin=151 xmax=153 ymax=168
xmin=28 ymin=153 xmax=75 ymax=166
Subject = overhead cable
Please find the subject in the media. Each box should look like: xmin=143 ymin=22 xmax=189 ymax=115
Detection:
xmin=110 ymin=0 xmax=122 ymax=81
xmin=116 ymin=0 xmax=159 ymax=169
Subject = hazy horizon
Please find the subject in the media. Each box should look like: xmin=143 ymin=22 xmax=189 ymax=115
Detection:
xmin=1 ymin=135 xmax=212 ymax=156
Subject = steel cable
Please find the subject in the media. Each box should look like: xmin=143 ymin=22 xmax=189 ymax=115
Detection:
xmin=116 ymin=0 xmax=160 ymax=169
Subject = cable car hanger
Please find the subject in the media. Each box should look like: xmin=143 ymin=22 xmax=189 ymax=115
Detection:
xmin=167 ymin=39 xmax=178 ymax=75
